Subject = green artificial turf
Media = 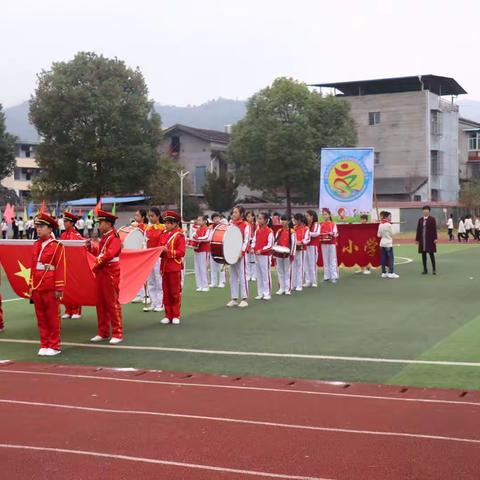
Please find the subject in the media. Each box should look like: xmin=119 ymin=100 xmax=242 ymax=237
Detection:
xmin=1 ymin=243 xmax=480 ymax=390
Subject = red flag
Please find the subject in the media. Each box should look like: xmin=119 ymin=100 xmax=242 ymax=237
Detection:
xmin=93 ymin=198 xmax=102 ymax=216
xmin=39 ymin=200 xmax=46 ymax=214
xmin=0 ymin=241 xmax=161 ymax=306
xmin=317 ymin=223 xmax=381 ymax=268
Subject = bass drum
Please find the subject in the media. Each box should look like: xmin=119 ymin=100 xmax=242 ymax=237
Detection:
xmin=118 ymin=225 xmax=145 ymax=250
xmin=210 ymin=224 xmax=243 ymax=265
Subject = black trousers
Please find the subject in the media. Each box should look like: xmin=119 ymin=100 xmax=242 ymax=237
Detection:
xmin=422 ymin=252 xmax=436 ymax=272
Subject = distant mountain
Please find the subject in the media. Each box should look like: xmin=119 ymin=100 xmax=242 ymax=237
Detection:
xmin=458 ymin=100 xmax=480 ymax=122
xmin=4 ymin=98 xmax=247 ymax=143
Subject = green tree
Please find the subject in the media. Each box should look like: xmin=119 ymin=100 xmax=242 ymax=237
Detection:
xmin=459 ymin=180 xmax=480 ymax=209
xmin=0 ymin=104 xmax=17 ymax=180
xmin=29 ymin=52 xmax=162 ymax=202
xmin=203 ymin=169 xmax=238 ymax=213
xmin=146 ymin=156 xmax=182 ymax=206
xmin=227 ymin=77 xmax=356 ymax=214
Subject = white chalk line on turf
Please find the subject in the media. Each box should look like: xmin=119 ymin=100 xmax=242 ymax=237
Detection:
xmin=395 ymin=256 xmax=413 ymax=265
xmin=1 ymin=368 xmax=480 ymax=408
xmin=1 ymin=338 xmax=480 ymax=367
xmin=1 ymin=398 xmax=479 ymax=446
xmin=2 ymin=298 xmax=24 ymax=303
xmin=0 ymin=444 xmax=330 ymax=480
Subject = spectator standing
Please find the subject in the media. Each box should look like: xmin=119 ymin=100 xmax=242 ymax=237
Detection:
xmin=1 ymin=219 xmax=8 ymax=239
xmin=446 ymin=214 xmax=454 ymax=242
xmin=76 ymin=216 xmax=85 ymax=236
xmin=415 ymin=206 xmax=438 ymax=275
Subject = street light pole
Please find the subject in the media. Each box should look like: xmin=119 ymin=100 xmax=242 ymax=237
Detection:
xmin=177 ymin=169 xmax=190 ymax=223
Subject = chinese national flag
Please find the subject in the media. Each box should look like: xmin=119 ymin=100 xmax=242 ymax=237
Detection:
xmin=0 ymin=241 xmax=161 ymax=306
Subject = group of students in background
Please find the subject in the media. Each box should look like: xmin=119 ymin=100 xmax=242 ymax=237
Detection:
xmin=448 ymin=214 xmax=480 ymax=242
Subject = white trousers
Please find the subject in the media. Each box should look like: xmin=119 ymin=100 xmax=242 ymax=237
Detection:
xmin=246 ymin=252 xmax=256 ymax=280
xmin=147 ymin=258 xmax=163 ymax=308
xmin=321 ymin=244 xmax=338 ymax=280
xmin=304 ymin=245 xmax=318 ymax=285
xmin=255 ymin=255 xmax=272 ymax=297
xmin=230 ymin=256 xmax=249 ymax=300
xmin=194 ymin=251 xmax=210 ymax=289
xmin=276 ymin=256 xmax=292 ymax=293
xmin=292 ymin=250 xmax=304 ymax=290
xmin=210 ymin=255 xmax=226 ymax=286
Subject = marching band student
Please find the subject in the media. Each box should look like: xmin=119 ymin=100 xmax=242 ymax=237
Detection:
xmin=292 ymin=213 xmax=310 ymax=292
xmin=193 ymin=215 xmax=211 ymax=292
xmin=86 ymin=210 xmax=123 ymax=344
xmin=60 ymin=211 xmax=84 ymax=319
xmin=274 ymin=214 xmax=296 ymax=295
xmin=227 ymin=205 xmax=251 ymax=308
xmin=143 ymin=207 xmax=165 ymax=313
xmin=251 ymin=212 xmax=274 ymax=300
xmin=304 ymin=210 xmax=321 ymax=287
xmin=132 ymin=209 xmax=149 ymax=304
xmin=209 ymin=213 xmax=226 ymax=288
xmin=29 ymin=213 xmax=66 ymax=356
xmin=320 ymin=209 xmax=339 ymax=283
xmin=245 ymin=211 xmax=256 ymax=282
xmin=159 ymin=211 xmax=186 ymax=325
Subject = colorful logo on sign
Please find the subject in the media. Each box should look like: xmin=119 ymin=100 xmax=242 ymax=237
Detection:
xmin=324 ymin=157 xmax=370 ymax=202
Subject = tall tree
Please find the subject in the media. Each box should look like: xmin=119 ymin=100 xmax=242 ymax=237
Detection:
xmin=29 ymin=52 xmax=162 ymax=202
xmin=0 ymin=104 xmax=17 ymax=180
xmin=459 ymin=180 xmax=480 ymax=210
xmin=203 ymin=169 xmax=238 ymax=213
xmin=227 ymin=77 xmax=356 ymax=214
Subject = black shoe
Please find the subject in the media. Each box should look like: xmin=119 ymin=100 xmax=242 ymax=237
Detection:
xmin=432 ymin=271 xmax=436 ymax=275
xmin=421 ymin=271 xmax=428 ymax=275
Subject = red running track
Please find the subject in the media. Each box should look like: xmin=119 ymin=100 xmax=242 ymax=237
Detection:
xmin=0 ymin=361 xmax=479 ymax=479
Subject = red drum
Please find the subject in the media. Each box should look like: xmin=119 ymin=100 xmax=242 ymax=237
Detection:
xmin=210 ymin=224 xmax=243 ymax=265
xmin=118 ymin=225 xmax=145 ymax=249
xmin=319 ymin=233 xmax=333 ymax=243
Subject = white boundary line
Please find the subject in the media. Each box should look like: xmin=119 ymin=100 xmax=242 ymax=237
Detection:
xmin=395 ymin=256 xmax=413 ymax=265
xmin=1 ymin=338 xmax=480 ymax=367
xmin=2 ymin=298 xmax=24 ymax=303
xmin=0 ymin=443 xmax=329 ymax=480
xmin=1 ymin=368 xmax=480 ymax=408
xmin=2 ymin=398 xmax=479 ymax=446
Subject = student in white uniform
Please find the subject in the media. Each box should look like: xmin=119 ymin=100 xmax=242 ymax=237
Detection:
xmin=320 ymin=209 xmax=339 ymax=283
xmin=245 ymin=211 xmax=256 ymax=282
xmin=446 ymin=214 xmax=454 ymax=242
xmin=304 ymin=210 xmax=321 ymax=287
xmin=192 ymin=215 xmax=211 ymax=292
xmin=209 ymin=213 xmax=226 ymax=288
xmin=273 ymin=214 xmax=296 ymax=295
xmin=251 ymin=212 xmax=274 ymax=300
xmin=292 ymin=213 xmax=310 ymax=292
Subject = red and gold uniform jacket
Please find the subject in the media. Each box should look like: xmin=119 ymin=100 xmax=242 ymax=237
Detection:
xmin=307 ymin=221 xmax=321 ymax=248
xmin=29 ymin=235 xmax=66 ymax=293
xmin=320 ymin=221 xmax=338 ymax=245
xmin=145 ymin=223 xmax=165 ymax=249
xmin=160 ymin=227 xmax=186 ymax=273
xmin=274 ymin=227 xmax=296 ymax=258
xmin=60 ymin=227 xmax=84 ymax=241
xmin=87 ymin=229 xmax=122 ymax=273
xmin=251 ymin=225 xmax=274 ymax=256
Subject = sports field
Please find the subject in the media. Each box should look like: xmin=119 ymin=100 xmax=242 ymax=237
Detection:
xmin=1 ymin=242 xmax=480 ymax=391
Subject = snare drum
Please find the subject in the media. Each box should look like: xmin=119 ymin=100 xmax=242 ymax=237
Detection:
xmin=118 ymin=225 xmax=145 ymax=250
xmin=272 ymin=245 xmax=291 ymax=258
xmin=210 ymin=224 xmax=243 ymax=265
xmin=319 ymin=233 xmax=333 ymax=243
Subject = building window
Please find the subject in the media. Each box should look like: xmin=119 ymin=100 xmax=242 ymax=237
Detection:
xmin=431 ymin=189 xmax=440 ymax=201
xmin=14 ymin=167 xmax=22 ymax=180
xmin=170 ymin=136 xmax=181 ymax=156
xmin=413 ymin=195 xmax=421 ymax=201
xmin=195 ymin=166 xmax=207 ymax=195
xmin=431 ymin=110 xmax=443 ymax=136
xmin=368 ymin=112 xmax=381 ymax=125
xmin=431 ymin=150 xmax=443 ymax=175
xmin=470 ymin=163 xmax=480 ymax=179
xmin=374 ymin=152 xmax=381 ymax=165
xmin=469 ymin=133 xmax=480 ymax=151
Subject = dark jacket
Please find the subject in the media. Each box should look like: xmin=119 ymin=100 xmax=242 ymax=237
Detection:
xmin=415 ymin=216 xmax=437 ymax=253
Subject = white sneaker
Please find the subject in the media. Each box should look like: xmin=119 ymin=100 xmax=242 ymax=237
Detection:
xmin=226 ymin=300 xmax=239 ymax=307
xmin=201 ymin=287 xmax=210 ymax=292
xmin=131 ymin=296 xmax=143 ymax=303
xmin=218 ymin=283 xmax=225 ymax=288
xmin=109 ymin=337 xmax=123 ymax=345
xmin=263 ymin=295 xmax=271 ymax=300
xmin=312 ymin=283 xmax=318 ymax=288
xmin=285 ymin=291 xmax=292 ymax=295
xmin=303 ymin=283 xmax=311 ymax=288
xmin=209 ymin=284 xmax=215 ymax=288
xmin=38 ymin=348 xmax=48 ymax=356
xmin=387 ymin=273 xmax=399 ymax=279
xmin=153 ymin=306 xmax=164 ymax=313
xmin=238 ymin=300 xmax=249 ymax=308
xmin=251 ymin=277 xmax=257 ymax=282
xmin=143 ymin=306 xmax=154 ymax=312
xmin=363 ymin=270 xmax=372 ymax=275
xmin=331 ymin=279 xmax=337 ymax=284
xmin=62 ymin=314 xmax=71 ymax=319
xmin=276 ymin=289 xmax=284 ymax=295
xmin=71 ymin=314 xmax=82 ymax=319
xmin=171 ymin=318 xmax=180 ymax=325
xmin=354 ymin=269 xmax=362 ymax=274
xmin=90 ymin=335 xmax=109 ymax=342
xmin=255 ymin=295 xmax=263 ymax=300
xmin=146 ymin=297 xmax=152 ymax=304
xmin=45 ymin=348 xmax=61 ymax=356
xmin=295 ymin=287 xmax=303 ymax=292
xmin=196 ymin=287 xmax=202 ymax=292
xmin=160 ymin=318 xmax=171 ymax=324
xmin=381 ymin=273 xmax=388 ymax=278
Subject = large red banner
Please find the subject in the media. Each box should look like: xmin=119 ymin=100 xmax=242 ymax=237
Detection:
xmin=0 ymin=240 xmax=161 ymax=305
xmin=317 ymin=223 xmax=380 ymax=268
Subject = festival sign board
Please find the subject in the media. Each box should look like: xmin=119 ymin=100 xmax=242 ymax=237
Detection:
xmin=319 ymin=148 xmax=374 ymax=222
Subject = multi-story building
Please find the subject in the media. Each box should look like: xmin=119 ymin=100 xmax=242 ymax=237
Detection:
xmin=459 ymin=117 xmax=480 ymax=181
xmin=314 ymin=75 xmax=467 ymax=202
xmin=1 ymin=141 xmax=42 ymax=201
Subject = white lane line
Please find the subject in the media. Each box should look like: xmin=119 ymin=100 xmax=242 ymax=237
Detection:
xmin=0 ymin=444 xmax=330 ymax=480
xmin=0 ymin=368 xmax=479 ymax=408
xmin=1 ymin=338 xmax=480 ymax=367
xmin=395 ymin=257 xmax=413 ymax=265
xmin=1 ymin=398 xmax=479 ymax=446
xmin=2 ymin=298 xmax=23 ymax=303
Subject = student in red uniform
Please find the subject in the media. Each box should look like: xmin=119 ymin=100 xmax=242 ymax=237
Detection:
xmin=60 ymin=211 xmax=84 ymax=319
xmin=292 ymin=214 xmax=310 ymax=292
xmin=131 ymin=209 xmax=148 ymax=303
xmin=159 ymin=211 xmax=186 ymax=325
xmin=29 ymin=213 xmax=66 ymax=356
xmin=144 ymin=207 xmax=165 ymax=313
xmin=251 ymin=212 xmax=274 ymax=300
xmin=209 ymin=213 xmax=226 ymax=288
xmin=320 ymin=208 xmax=339 ymax=283
xmin=304 ymin=210 xmax=321 ymax=287
xmin=274 ymin=214 xmax=296 ymax=295
xmin=192 ymin=215 xmax=211 ymax=292
xmin=245 ymin=211 xmax=256 ymax=282
xmin=86 ymin=210 xmax=123 ymax=344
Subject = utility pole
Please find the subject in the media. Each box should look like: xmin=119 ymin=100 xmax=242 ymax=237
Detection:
xmin=177 ymin=169 xmax=190 ymax=223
